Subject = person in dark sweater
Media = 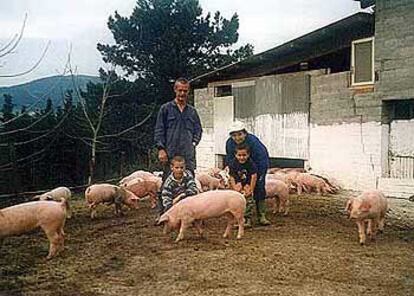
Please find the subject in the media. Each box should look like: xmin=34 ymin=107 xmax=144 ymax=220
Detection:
xmin=154 ymin=78 xmax=202 ymax=215
xmin=225 ymin=121 xmax=271 ymax=226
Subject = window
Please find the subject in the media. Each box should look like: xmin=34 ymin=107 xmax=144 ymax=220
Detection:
xmin=214 ymin=85 xmax=232 ymax=97
xmin=393 ymin=100 xmax=414 ymax=120
xmin=351 ymin=37 xmax=374 ymax=86
xmin=383 ymin=99 xmax=414 ymax=122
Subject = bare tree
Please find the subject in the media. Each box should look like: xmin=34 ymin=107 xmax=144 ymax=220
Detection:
xmin=67 ymin=65 xmax=154 ymax=184
xmin=0 ymin=14 xmax=50 ymax=78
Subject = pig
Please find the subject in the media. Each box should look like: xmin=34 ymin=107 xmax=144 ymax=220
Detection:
xmin=309 ymin=173 xmax=340 ymax=194
xmin=295 ymin=173 xmax=334 ymax=195
xmin=345 ymin=190 xmax=388 ymax=245
xmin=218 ymin=167 xmax=230 ymax=188
xmin=195 ymin=178 xmax=203 ymax=193
xmin=267 ymin=167 xmax=282 ymax=174
xmin=121 ymin=177 xmax=161 ymax=209
xmin=152 ymin=171 xmax=164 ymax=178
xmin=0 ymin=199 xmax=68 ymax=259
xmin=85 ymin=184 xmax=139 ymax=219
xmin=119 ymin=170 xmax=155 ymax=186
xmin=157 ymin=190 xmax=246 ymax=242
xmin=266 ymin=179 xmax=290 ymax=215
xmin=208 ymin=167 xmax=230 ymax=188
xmin=33 ymin=186 xmax=72 ymax=218
xmin=266 ymin=172 xmax=289 ymax=185
xmin=207 ymin=167 xmax=222 ymax=178
xmin=266 ymin=172 xmax=299 ymax=194
xmin=280 ymin=168 xmax=306 ymax=174
xmin=196 ymin=173 xmax=225 ymax=191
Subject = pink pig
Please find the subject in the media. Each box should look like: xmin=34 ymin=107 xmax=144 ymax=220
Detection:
xmin=345 ymin=190 xmax=388 ymax=245
xmin=85 ymin=184 xmax=139 ymax=219
xmin=119 ymin=170 xmax=155 ymax=186
xmin=0 ymin=199 xmax=68 ymax=259
xmin=295 ymin=173 xmax=334 ymax=195
xmin=266 ymin=179 xmax=290 ymax=215
xmin=121 ymin=177 xmax=161 ymax=209
xmin=157 ymin=190 xmax=246 ymax=242
xmin=195 ymin=173 xmax=226 ymax=191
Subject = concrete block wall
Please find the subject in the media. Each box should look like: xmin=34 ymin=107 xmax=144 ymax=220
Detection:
xmin=309 ymin=71 xmax=383 ymax=190
xmin=310 ymin=71 xmax=382 ymax=125
xmin=375 ymin=0 xmax=414 ymax=100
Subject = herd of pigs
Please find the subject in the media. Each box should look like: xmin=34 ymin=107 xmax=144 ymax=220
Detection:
xmin=0 ymin=167 xmax=389 ymax=260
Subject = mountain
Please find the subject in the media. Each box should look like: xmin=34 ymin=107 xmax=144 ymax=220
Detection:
xmin=0 ymin=75 xmax=101 ymax=110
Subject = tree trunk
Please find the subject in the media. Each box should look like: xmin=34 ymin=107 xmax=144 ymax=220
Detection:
xmin=88 ymin=140 xmax=96 ymax=185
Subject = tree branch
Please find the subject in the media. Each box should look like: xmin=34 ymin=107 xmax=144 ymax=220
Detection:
xmin=96 ymin=107 xmax=154 ymax=139
xmin=0 ymin=13 xmax=27 ymax=58
xmin=0 ymin=40 xmax=50 ymax=78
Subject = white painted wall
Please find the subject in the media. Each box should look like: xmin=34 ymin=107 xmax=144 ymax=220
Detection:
xmin=213 ymin=96 xmax=234 ymax=155
xmin=309 ymin=121 xmax=383 ymax=190
xmin=238 ymin=113 xmax=309 ymax=159
xmin=389 ymin=119 xmax=414 ymax=179
xmin=196 ymin=127 xmax=215 ymax=171
xmin=390 ymin=119 xmax=414 ymax=156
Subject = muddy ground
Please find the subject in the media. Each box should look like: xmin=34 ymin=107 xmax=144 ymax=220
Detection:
xmin=1 ymin=191 xmax=414 ymax=296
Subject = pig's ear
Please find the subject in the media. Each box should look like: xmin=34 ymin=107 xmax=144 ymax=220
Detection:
xmin=345 ymin=199 xmax=353 ymax=212
xmin=45 ymin=195 xmax=54 ymax=201
xmin=157 ymin=215 xmax=169 ymax=225
xmin=360 ymin=200 xmax=372 ymax=212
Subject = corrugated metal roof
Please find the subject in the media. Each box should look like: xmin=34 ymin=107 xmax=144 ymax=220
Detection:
xmin=191 ymin=12 xmax=374 ymax=88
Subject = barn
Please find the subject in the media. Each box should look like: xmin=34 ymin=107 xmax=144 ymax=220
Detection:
xmin=192 ymin=0 xmax=414 ymax=198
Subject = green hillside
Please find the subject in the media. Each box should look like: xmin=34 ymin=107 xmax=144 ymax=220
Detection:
xmin=0 ymin=75 xmax=101 ymax=110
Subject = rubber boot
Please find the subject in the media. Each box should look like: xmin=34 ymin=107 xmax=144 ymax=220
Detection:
xmin=257 ymin=200 xmax=271 ymax=226
xmin=243 ymin=197 xmax=255 ymax=228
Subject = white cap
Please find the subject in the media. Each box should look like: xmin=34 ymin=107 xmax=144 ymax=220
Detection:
xmin=228 ymin=120 xmax=247 ymax=135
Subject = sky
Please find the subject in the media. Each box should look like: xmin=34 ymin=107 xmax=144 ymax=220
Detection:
xmin=0 ymin=0 xmax=365 ymax=86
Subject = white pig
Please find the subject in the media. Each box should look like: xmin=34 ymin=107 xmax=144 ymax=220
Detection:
xmin=345 ymin=190 xmax=388 ymax=245
xmin=266 ymin=179 xmax=290 ymax=215
xmin=157 ymin=190 xmax=246 ymax=242
xmin=0 ymin=199 xmax=68 ymax=259
xmin=119 ymin=170 xmax=155 ymax=186
xmin=33 ymin=186 xmax=72 ymax=218
xmin=85 ymin=184 xmax=139 ymax=219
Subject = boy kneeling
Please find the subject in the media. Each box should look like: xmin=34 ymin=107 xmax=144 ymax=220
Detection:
xmin=161 ymin=156 xmax=199 ymax=212
xmin=228 ymin=144 xmax=257 ymax=228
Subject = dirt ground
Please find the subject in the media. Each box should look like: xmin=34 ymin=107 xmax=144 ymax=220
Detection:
xmin=1 ymin=191 xmax=414 ymax=296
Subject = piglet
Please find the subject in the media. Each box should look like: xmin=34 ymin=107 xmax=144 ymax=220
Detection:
xmin=33 ymin=186 xmax=72 ymax=218
xmin=121 ymin=177 xmax=161 ymax=208
xmin=85 ymin=184 xmax=139 ymax=219
xmin=296 ymin=173 xmax=333 ymax=195
xmin=266 ymin=179 xmax=290 ymax=215
xmin=196 ymin=173 xmax=225 ymax=191
xmin=157 ymin=190 xmax=246 ymax=242
xmin=0 ymin=199 xmax=68 ymax=259
xmin=345 ymin=190 xmax=388 ymax=245
xmin=119 ymin=170 xmax=155 ymax=187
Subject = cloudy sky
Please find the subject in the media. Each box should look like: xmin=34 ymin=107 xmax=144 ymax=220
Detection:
xmin=0 ymin=0 xmax=364 ymax=86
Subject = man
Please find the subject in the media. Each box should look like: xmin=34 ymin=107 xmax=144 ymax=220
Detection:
xmin=154 ymin=77 xmax=202 ymax=214
xmin=225 ymin=121 xmax=271 ymax=226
